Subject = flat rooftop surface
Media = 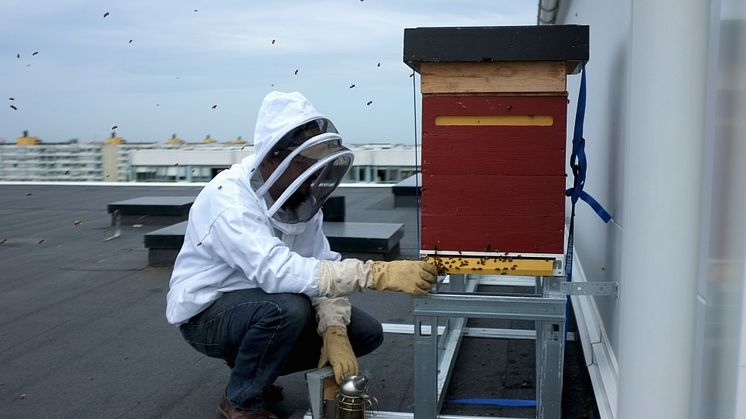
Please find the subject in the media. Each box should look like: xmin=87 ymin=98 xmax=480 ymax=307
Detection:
xmin=0 ymin=184 xmax=598 ymax=419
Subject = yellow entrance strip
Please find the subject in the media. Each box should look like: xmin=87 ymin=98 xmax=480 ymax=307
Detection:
xmin=434 ymin=115 xmax=554 ymax=126
xmin=425 ymin=255 xmax=555 ymax=277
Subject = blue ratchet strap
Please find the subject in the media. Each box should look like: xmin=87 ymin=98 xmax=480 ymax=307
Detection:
xmin=564 ymin=66 xmax=612 ymax=342
xmin=447 ymin=398 xmax=536 ymax=408
xmin=565 ymin=66 xmax=612 ymax=283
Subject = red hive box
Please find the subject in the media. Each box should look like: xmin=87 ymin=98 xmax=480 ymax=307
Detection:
xmin=404 ymin=25 xmax=589 ymax=258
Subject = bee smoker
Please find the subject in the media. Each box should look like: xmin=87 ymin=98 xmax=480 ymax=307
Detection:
xmin=333 ymin=375 xmax=377 ymax=419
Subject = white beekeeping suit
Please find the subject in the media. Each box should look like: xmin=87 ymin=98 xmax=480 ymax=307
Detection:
xmin=166 ymin=91 xmax=436 ymax=388
xmin=166 ymin=91 xmax=354 ymax=331
xmin=166 ymin=91 xmax=435 ymax=332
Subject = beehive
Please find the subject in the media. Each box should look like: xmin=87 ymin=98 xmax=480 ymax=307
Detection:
xmin=403 ymin=25 xmax=589 ymax=272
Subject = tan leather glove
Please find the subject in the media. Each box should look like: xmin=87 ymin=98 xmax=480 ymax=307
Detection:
xmin=318 ymin=326 xmax=359 ymax=384
xmin=370 ymin=261 xmax=437 ymax=295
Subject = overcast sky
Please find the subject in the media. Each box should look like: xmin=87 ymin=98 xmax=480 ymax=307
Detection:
xmin=1 ymin=0 xmax=534 ymax=144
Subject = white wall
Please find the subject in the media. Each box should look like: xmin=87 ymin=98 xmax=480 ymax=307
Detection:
xmin=131 ymin=148 xmax=252 ymax=166
xmin=351 ymin=146 xmax=421 ymax=166
xmin=558 ymin=0 xmax=630 ymax=359
xmin=556 ymin=1 xmax=746 ymax=418
xmin=130 ymin=145 xmax=421 ymax=168
xmin=692 ymin=2 xmax=746 ymax=418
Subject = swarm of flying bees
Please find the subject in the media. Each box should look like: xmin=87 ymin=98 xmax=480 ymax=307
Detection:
xmin=9 ymin=6 xmax=397 ymax=138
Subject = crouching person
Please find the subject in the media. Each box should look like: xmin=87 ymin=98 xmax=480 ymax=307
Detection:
xmin=166 ymin=91 xmax=436 ymax=419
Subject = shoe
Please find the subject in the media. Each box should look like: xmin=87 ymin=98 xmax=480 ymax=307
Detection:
xmin=218 ymin=394 xmax=279 ymax=419
xmin=263 ymin=384 xmax=284 ymax=404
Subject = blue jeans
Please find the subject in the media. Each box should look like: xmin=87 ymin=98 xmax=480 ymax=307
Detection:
xmin=179 ymin=289 xmax=383 ymax=410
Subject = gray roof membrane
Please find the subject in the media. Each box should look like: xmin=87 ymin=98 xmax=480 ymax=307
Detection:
xmin=0 ymin=184 xmax=598 ymax=418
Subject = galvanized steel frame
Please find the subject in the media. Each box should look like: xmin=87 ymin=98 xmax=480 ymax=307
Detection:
xmin=413 ymin=275 xmax=568 ymax=419
xmin=304 ymin=275 xmax=613 ymax=419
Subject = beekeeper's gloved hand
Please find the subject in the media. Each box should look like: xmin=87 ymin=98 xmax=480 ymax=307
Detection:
xmin=317 ymin=259 xmax=438 ymax=298
xmin=318 ymin=326 xmax=359 ymax=384
xmin=370 ymin=261 xmax=437 ymax=295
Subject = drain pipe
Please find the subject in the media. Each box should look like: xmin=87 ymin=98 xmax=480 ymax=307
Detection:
xmin=537 ymin=0 xmax=560 ymax=25
xmin=617 ymin=1 xmax=710 ymax=419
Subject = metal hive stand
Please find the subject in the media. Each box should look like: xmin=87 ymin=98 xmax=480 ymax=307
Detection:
xmin=305 ymin=271 xmax=616 ymax=419
xmin=413 ymin=274 xmax=566 ymax=419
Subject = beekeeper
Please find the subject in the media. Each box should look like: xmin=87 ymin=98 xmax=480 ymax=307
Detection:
xmin=166 ymin=91 xmax=437 ymax=419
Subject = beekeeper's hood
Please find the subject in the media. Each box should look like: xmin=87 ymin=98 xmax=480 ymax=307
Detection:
xmin=249 ymin=91 xmax=354 ymax=226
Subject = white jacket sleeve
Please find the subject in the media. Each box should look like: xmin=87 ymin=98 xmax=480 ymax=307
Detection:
xmin=207 ymin=207 xmax=321 ymax=296
xmin=311 ymin=297 xmax=351 ymax=334
xmin=308 ymin=213 xmax=352 ymax=334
